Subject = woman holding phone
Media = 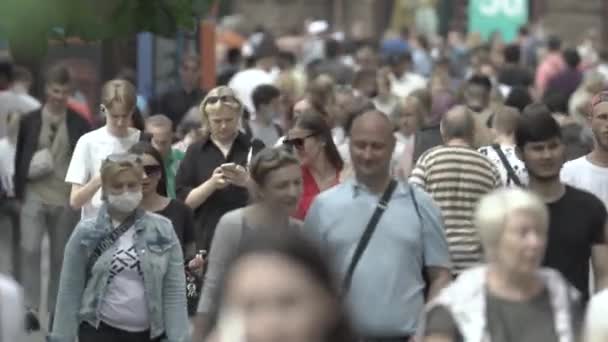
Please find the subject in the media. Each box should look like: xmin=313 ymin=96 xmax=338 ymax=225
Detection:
xmin=176 ymin=86 xmax=264 ymax=253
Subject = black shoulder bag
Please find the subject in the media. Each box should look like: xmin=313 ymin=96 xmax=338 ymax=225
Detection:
xmin=491 ymin=144 xmax=522 ymax=187
xmin=86 ymin=211 xmax=140 ymax=277
xmin=342 ymin=179 xmax=398 ymax=294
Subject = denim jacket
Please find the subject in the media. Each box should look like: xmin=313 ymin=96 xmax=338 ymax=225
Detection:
xmin=49 ymin=205 xmax=190 ymax=342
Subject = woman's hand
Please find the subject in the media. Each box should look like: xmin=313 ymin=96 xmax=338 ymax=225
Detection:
xmin=188 ymin=254 xmax=206 ymax=275
xmin=209 ymin=166 xmax=229 ymax=190
xmin=222 ymin=164 xmax=249 ymax=187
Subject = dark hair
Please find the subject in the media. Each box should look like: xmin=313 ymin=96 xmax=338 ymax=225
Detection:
xmin=249 ymin=147 xmax=299 ymax=187
xmin=543 ymin=90 xmax=569 ymax=114
xmin=216 ymin=231 xmax=356 ymax=342
xmin=294 ymin=111 xmax=344 ymax=171
xmin=226 ymin=47 xmax=242 ymax=64
xmin=325 ymin=39 xmax=340 ymax=59
xmin=252 ymin=84 xmax=281 ymax=111
xmin=0 ymin=61 xmax=14 ymax=86
xmin=343 ymin=98 xmax=376 ymax=135
xmin=277 ymin=51 xmax=297 ymax=69
xmin=518 ymin=26 xmax=529 ymax=36
xmin=505 ymin=87 xmax=533 ymax=112
xmin=563 ymin=48 xmax=581 ymax=69
xmin=467 ymin=74 xmax=492 ymax=93
xmin=503 ymin=44 xmax=521 ymax=64
xmin=516 ymin=104 xmax=562 ymax=149
xmin=547 ymin=35 xmax=562 ymax=51
xmin=131 ymin=108 xmax=146 ymax=131
xmin=45 ymin=64 xmax=71 ymax=86
xmin=116 ymin=68 xmax=137 ymax=86
xmin=128 ymin=141 xmax=168 ymax=196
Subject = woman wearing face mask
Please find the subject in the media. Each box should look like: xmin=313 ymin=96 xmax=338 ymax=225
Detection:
xmin=51 ymin=153 xmax=189 ymax=342
xmin=283 ymin=111 xmax=344 ymax=220
xmin=176 ymin=86 xmax=265 ymax=254
xmin=207 ymin=232 xmax=356 ymax=342
xmin=193 ymin=147 xmax=303 ymax=339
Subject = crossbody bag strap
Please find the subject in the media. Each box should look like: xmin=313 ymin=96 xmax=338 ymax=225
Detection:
xmin=491 ymin=144 xmax=522 ymax=186
xmin=342 ymin=179 xmax=398 ymax=294
xmin=86 ymin=210 xmax=140 ymax=277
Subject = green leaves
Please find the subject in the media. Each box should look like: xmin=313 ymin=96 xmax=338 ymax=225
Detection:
xmin=0 ymin=0 xmax=215 ymax=60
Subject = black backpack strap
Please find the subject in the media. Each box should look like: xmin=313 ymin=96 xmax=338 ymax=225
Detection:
xmin=491 ymin=144 xmax=522 ymax=186
xmin=86 ymin=210 xmax=141 ymax=277
xmin=342 ymin=179 xmax=398 ymax=294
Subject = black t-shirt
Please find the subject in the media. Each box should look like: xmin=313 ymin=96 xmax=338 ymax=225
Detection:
xmin=156 ymin=199 xmax=196 ymax=251
xmin=497 ymin=65 xmax=534 ymax=87
xmin=544 ymin=185 xmax=607 ymax=300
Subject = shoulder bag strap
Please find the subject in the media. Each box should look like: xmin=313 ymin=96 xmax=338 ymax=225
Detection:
xmin=491 ymin=144 xmax=522 ymax=186
xmin=342 ymin=179 xmax=398 ymax=294
xmin=86 ymin=211 xmax=139 ymax=277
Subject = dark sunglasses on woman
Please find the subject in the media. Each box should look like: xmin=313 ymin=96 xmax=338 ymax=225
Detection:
xmin=283 ymin=133 xmax=317 ymax=149
xmin=143 ymin=164 xmax=163 ymax=177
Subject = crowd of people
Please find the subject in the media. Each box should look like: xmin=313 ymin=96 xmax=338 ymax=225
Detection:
xmin=0 ymin=20 xmax=608 ymax=342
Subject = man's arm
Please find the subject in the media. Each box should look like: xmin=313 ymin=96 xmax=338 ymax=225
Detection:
xmin=592 ymin=244 xmax=608 ymax=292
xmin=425 ymin=266 xmax=452 ymax=300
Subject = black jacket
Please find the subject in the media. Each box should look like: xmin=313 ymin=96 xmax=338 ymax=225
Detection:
xmin=14 ymin=109 xmax=91 ymax=200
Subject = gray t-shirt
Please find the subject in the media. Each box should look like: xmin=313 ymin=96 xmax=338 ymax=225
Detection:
xmin=425 ymin=288 xmax=583 ymax=342
xmin=197 ymin=207 xmax=302 ymax=314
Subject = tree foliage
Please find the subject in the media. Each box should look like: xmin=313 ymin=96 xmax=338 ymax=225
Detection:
xmin=0 ymin=0 xmax=214 ymax=60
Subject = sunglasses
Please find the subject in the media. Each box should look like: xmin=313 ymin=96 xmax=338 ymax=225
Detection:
xmin=105 ymin=153 xmax=142 ymax=164
xmin=143 ymin=164 xmax=163 ymax=177
xmin=206 ymin=95 xmax=239 ymax=106
xmin=283 ymin=133 xmax=317 ymax=149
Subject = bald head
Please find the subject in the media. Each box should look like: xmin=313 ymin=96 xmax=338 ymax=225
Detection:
xmin=441 ymin=105 xmax=475 ymax=142
xmin=350 ymin=110 xmax=395 ymax=142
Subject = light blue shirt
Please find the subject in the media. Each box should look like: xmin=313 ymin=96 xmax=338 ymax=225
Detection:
xmin=304 ymin=179 xmax=451 ymax=336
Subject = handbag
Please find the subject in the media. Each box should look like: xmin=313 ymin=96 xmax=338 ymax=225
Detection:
xmin=342 ymin=179 xmax=397 ymax=294
xmin=27 ymin=148 xmax=54 ymax=180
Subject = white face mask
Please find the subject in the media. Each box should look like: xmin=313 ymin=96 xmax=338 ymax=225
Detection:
xmin=107 ymin=191 xmax=143 ymax=213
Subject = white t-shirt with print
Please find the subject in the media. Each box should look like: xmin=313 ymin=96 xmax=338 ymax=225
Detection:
xmin=65 ymin=126 xmax=141 ymax=219
xmin=562 ymin=156 xmax=608 ymax=209
xmin=99 ymin=227 xmax=149 ymax=332
xmin=478 ymin=144 xmax=528 ymax=187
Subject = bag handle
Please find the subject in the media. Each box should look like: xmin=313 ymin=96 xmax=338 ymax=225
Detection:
xmin=491 ymin=144 xmax=522 ymax=186
xmin=342 ymin=179 xmax=398 ymax=294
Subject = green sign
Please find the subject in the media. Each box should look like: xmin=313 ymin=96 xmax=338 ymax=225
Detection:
xmin=468 ymin=0 xmax=529 ymax=42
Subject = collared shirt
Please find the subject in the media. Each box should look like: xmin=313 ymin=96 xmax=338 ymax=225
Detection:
xmin=304 ymin=179 xmax=451 ymax=336
xmin=165 ymin=149 xmax=185 ymax=199
xmin=175 ymin=132 xmax=264 ymax=251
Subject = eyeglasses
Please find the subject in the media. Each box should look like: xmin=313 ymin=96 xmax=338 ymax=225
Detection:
xmin=205 ymin=95 xmax=240 ymax=106
xmin=283 ymin=133 xmax=317 ymax=149
xmin=143 ymin=164 xmax=163 ymax=177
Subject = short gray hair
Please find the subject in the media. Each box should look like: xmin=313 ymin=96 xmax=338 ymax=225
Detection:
xmin=475 ymin=188 xmax=549 ymax=260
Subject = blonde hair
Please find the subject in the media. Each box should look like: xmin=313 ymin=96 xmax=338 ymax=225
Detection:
xmin=198 ymin=86 xmax=242 ymax=128
xmin=475 ymin=188 xmax=549 ymax=260
xmin=100 ymin=154 xmax=144 ymax=189
xmin=101 ymin=79 xmax=136 ymax=113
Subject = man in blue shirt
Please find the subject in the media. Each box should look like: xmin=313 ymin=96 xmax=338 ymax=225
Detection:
xmin=304 ymin=110 xmax=452 ymax=340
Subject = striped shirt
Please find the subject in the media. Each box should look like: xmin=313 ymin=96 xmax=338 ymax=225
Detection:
xmin=410 ymin=146 xmax=501 ymax=273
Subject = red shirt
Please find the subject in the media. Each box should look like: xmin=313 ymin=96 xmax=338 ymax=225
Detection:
xmin=294 ymin=166 xmax=340 ymax=220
